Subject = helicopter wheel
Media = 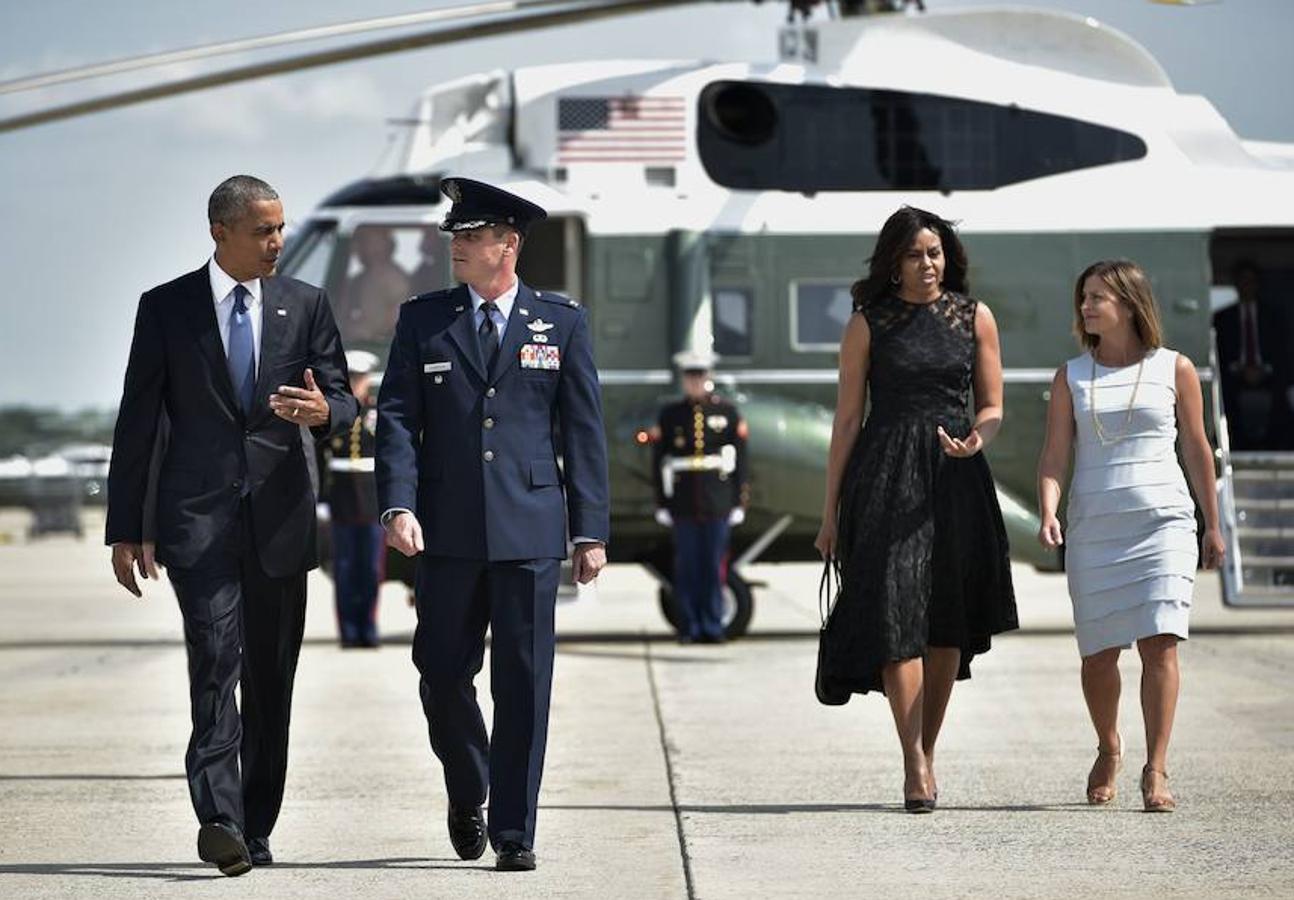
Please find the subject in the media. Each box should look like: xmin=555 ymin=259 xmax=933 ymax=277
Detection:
xmin=657 ymin=562 xmax=754 ymax=640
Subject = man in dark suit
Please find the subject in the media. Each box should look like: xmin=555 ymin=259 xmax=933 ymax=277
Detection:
xmin=1214 ymin=260 xmax=1290 ymax=450
xmin=106 ymin=175 xmax=357 ymax=876
xmin=376 ymin=177 xmax=610 ymax=872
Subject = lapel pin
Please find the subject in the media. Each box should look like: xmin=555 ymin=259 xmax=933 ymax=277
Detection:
xmin=455 ymin=305 xmax=466 ymax=313
xmin=519 ymin=307 xmax=529 ymax=316
xmin=276 ymin=308 xmax=287 ymax=316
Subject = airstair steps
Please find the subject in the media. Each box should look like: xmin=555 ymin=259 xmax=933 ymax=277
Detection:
xmin=1227 ymin=452 xmax=1294 ymax=603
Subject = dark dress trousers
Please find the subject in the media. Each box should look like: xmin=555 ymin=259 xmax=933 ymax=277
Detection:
xmin=376 ymin=281 xmax=610 ymax=850
xmin=105 ymin=264 xmax=356 ymax=839
xmin=1213 ymin=301 xmax=1291 ymax=449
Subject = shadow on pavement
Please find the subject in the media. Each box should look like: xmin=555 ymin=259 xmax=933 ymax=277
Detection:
xmin=0 ymin=858 xmax=500 ymax=880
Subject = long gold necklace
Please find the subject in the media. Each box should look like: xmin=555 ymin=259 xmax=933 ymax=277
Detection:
xmin=1090 ymin=351 xmax=1145 ymax=445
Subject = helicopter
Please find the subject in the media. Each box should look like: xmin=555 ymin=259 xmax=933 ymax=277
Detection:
xmin=5 ymin=0 xmax=1291 ymax=634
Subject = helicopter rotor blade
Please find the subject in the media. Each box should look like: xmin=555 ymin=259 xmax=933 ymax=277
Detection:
xmin=0 ymin=3 xmax=531 ymax=96
xmin=0 ymin=0 xmax=720 ymax=135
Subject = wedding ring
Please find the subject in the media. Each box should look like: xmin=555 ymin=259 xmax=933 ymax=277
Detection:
xmin=291 ymin=407 xmax=298 ymax=418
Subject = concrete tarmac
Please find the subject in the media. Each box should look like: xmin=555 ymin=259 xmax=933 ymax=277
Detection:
xmin=1 ymin=510 xmax=1292 ymax=898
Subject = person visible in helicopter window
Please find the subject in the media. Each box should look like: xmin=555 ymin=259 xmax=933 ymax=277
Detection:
xmin=652 ymin=349 xmax=750 ymax=644
xmin=1213 ymin=259 xmax=1291 ymax=450
xmin=814 ymin=205 xmax=1018 ymax=813
xmin=338 ymin=226 xmax=410 ymax=344
xmin=409 ymin=226 xmax=448 ymax=295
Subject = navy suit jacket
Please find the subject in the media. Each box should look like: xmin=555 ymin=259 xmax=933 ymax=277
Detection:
xmin=376 ymin=281 xmax=610 ymax=561
xmin=105 ymin=266 xmax=357 ymax=577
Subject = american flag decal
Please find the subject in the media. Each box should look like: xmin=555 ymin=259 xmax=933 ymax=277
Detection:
xmin=556 ymin=95 xmax=687 ymax=164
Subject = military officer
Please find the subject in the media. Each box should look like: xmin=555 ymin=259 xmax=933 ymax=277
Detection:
xmin=653 ymin=349 xmax=750 ymax=644
xmin=323 ymin=349 xmax=384 ymax=648
xmin=376 ymin=177 xmax=610 ymax=872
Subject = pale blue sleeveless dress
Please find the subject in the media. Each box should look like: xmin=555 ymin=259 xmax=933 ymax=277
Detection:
xmin=1064 ymin=347 xmax=1197 ymax=657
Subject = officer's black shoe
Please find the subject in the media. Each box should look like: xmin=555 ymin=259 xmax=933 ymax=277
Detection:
xmin=447 ymin=805 xmax=488 ymax=860
xmin=495 ymin=841 xmax=537 ymax=871
xmin=698 ymin=633 xmax=727 ymax=644
xmin=247 ymin=837 xmax=273 ymax=866
xmin=197 ymin=821 xmax=252 ymax=877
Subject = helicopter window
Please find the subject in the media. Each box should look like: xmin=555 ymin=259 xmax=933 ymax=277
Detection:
xmin=278 ymin=221 xmax=337 ymax=290
xmin=713 ymin=288 xmax=753 ymax=357
xmin=698 ymin=81 xmax=1147 ymax=191
xmin=791 ymin=281 xmax=853 ymax=351
xmin=333 ymin=225 xmax=444 ymax=349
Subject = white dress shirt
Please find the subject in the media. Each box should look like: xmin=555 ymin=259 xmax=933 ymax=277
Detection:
xmin=468 ymin=279 xmax=518 ymax=343
xmin=208 ymin=256 xmax=264 ymax=369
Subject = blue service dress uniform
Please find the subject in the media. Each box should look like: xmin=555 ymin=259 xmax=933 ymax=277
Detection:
xmin=653 ymin=395 xmax=749 ymax=640
xmin=376 ymin=281 xmax=610 ymax=851
xmin=323 ymin=400 xmax=384 ymax=647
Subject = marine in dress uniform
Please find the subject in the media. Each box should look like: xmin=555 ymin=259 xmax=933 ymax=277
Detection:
xmin=375 ymin=177 xmax=610 ymax=872
xmin=323 ymin=349 xmax=384 ymax=648
xmin=653 ymin=350 xmax=750 ymax=643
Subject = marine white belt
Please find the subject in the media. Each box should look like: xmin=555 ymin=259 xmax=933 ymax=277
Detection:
xmin=665 ymin=446 xmax=737 ymax=475
xmin=329 ymin=458 xmax=375 ymax=473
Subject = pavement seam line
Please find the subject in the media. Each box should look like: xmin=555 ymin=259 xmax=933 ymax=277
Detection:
xmin=644 ymin=636 xmax=698 ymax=900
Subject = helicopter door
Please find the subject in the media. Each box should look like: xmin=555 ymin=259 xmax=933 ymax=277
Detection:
xmin=1209 ymin=229 xmax=1294 ymax=606
xmin=517 ymin=216 xmax=585 ymax=300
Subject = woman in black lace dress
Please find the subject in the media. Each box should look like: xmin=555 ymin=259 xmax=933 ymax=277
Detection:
xmin=814 ymin=207 xmax=1018 ymax=812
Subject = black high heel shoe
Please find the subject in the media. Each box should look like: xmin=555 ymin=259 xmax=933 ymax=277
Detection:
xmin=903 ymin=773 xmax=937 ymax=814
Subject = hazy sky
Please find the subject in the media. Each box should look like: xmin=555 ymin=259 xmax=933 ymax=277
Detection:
xmin=2 ymin=0 xmax=1291 ymax=410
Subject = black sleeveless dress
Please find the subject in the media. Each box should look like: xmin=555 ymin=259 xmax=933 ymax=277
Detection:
xmin=820 ymin=291 xmax=1018 ymax=699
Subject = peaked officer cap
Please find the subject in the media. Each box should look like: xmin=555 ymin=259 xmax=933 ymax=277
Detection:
xmin=672 ymin=348 xmax=719 ymax=372
xmin=345 ymin=349 xmax=380 ymax=375
xmin=439 ymin=177 xmax=548 ymax=235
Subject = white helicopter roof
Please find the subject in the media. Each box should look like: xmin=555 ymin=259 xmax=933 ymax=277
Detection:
xmin=341 ymin=6 xmax=1294 ymax=236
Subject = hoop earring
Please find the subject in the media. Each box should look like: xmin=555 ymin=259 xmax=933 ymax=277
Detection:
xmin=890 ymin=274 xmax=901 ymax=285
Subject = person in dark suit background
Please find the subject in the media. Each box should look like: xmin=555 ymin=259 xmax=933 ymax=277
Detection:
xmin=1214 ymin=260 xmax=1291 ymax=450
xmin=106 ymin=175 xmax=357 ymax=876
xmin=376 ymin=177 xmax=609 ymax=872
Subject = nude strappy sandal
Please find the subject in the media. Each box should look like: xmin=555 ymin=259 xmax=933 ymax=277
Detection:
xmin=1086 ymin=733 xmax=1123 ymax=806
xmin=1140 ymin=765 xmax=1176 ymax=813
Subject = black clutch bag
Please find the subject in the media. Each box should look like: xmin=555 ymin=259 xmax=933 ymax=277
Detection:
xmin=814 ymin=555 xmax=849 ymax=706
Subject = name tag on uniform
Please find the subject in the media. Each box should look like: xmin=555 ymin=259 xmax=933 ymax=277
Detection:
xmin=423 ymin=361 xmax=452 ymax=373
xmin=520 ymin=344 xmax=561 ymax=370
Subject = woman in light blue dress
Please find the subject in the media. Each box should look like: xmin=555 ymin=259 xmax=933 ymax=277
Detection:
xmin=1036 ymin=260 xmax=1225 ymax=813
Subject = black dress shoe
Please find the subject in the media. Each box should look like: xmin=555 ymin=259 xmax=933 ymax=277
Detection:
xmin=495 ymin=841 xmax=536 ymax=871
xmin=247 ymin=837 xmax=273 ymax=866
xmin=447 ymin=805 xmax=487 ymax=860
xmin=197 ymin=822 xmax=252 ymax=877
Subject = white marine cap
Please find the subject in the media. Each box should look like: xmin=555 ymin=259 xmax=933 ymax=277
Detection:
xmin=672 ymin=348 xmax=719 ymax=372
xmin=345 ymin=349 xmax=380 ymax=375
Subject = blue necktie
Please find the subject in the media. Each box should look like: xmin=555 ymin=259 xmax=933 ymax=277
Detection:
xmin=227 ymin=285 xmax=256 ymax=415
xmin=478 ymin=301 xmax=500 ymax=370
